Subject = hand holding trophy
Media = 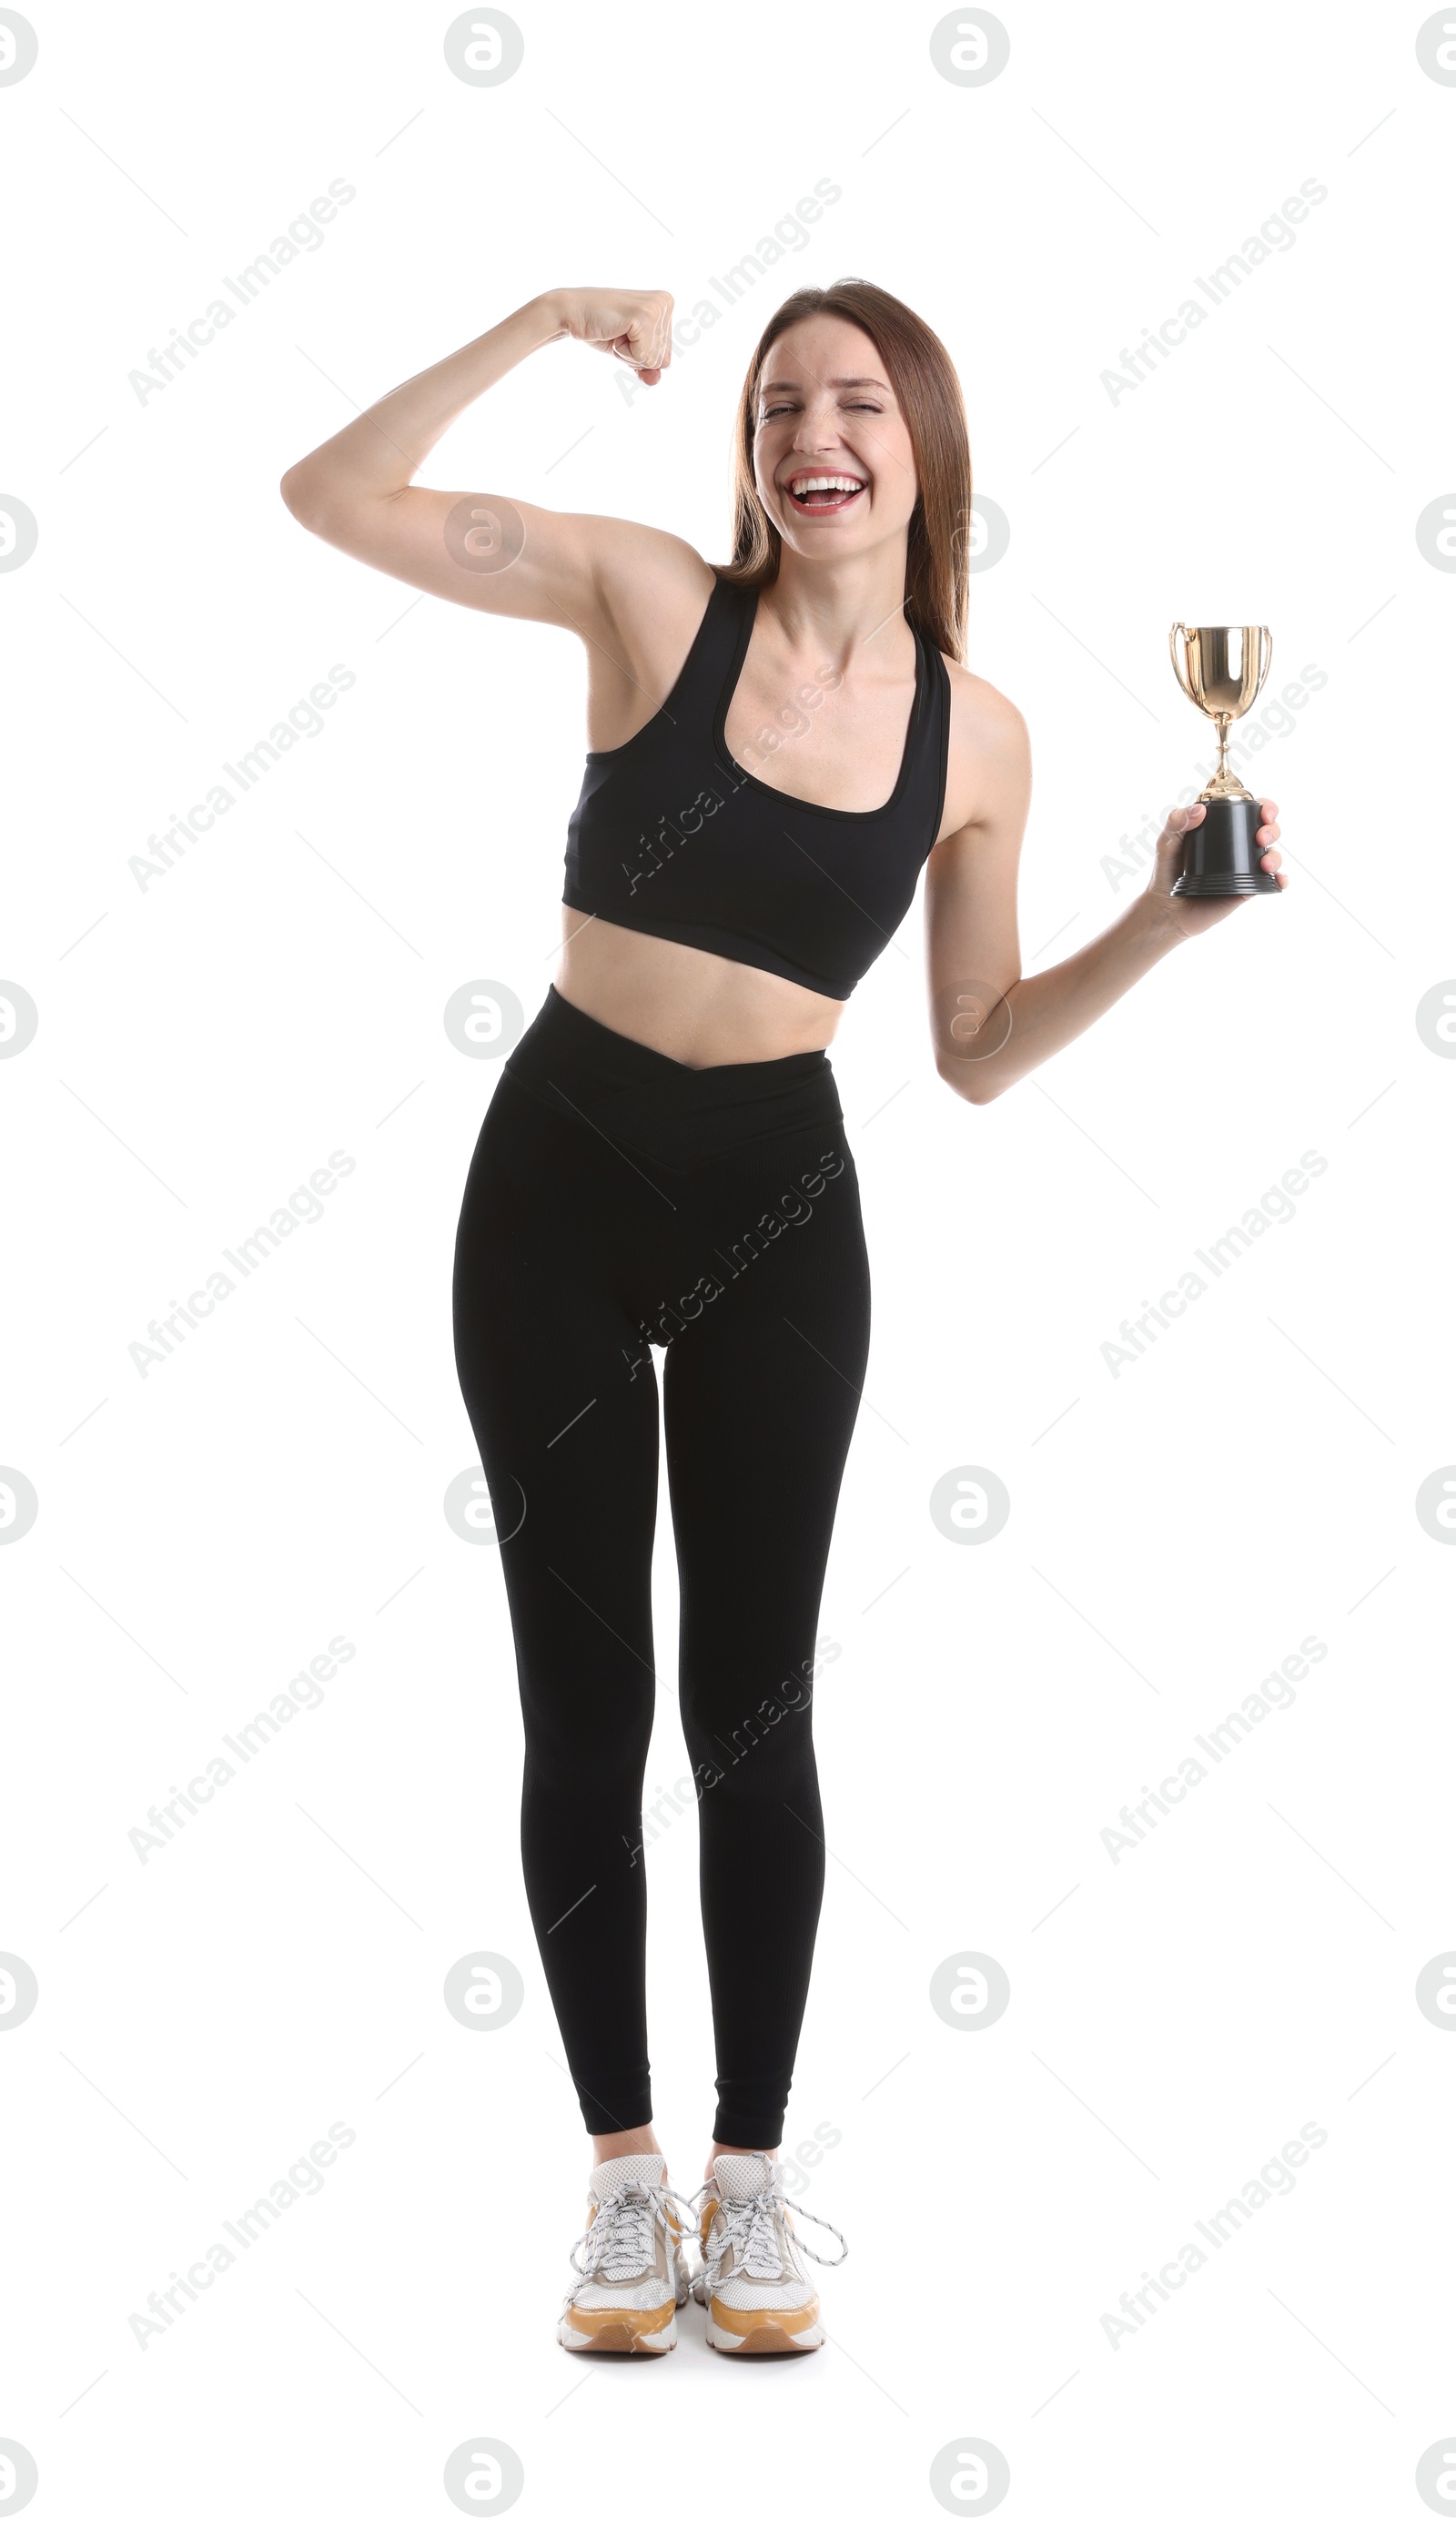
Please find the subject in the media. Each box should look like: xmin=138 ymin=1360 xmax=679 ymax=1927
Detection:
xmin=1168 ymin=625 xmax=1279 ymax=897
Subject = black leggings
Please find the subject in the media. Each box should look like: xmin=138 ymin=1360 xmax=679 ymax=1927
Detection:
xmin=452 ymin=986 xmax=871 ymax=2147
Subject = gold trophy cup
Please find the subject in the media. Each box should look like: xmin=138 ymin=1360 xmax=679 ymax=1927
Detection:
xmin=1168 ymin=624 xmax=1278 ymax=896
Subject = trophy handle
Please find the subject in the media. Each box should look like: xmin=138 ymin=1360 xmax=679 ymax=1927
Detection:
xmin=1254 ymin=624 xmax=1273 ymax=697
xmin=1168 ymin=623 xmax=1196 ymax=704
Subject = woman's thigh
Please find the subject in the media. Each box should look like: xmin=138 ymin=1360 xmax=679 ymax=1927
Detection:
xmin=661 ymin=1127 xmax=872 ymax=1739
xmin=452 ymin=1074 xmax=667 ymax=1778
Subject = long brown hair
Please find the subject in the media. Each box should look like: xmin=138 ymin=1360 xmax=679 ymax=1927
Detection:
xmin=721 ymin=278 xmax=971 ymax=665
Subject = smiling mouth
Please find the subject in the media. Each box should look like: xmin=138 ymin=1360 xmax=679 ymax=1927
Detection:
xmin=786 ymin=473 xmax=866 ymax=511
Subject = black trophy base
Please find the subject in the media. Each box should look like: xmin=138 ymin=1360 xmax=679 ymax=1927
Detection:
xmin=1170 ymin=793 xmax=1279 ymax=897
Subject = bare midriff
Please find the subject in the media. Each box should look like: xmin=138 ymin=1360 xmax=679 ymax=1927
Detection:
xmin=555 ymin=910 xmax=846 ymax=1070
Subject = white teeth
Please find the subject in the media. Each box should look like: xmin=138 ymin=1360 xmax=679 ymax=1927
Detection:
xmin=790 ymin=474 xmax=865 ymax=497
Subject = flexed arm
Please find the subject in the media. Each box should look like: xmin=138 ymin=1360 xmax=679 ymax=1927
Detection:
xmin=278 ymin=289 xmax=680 ymax=636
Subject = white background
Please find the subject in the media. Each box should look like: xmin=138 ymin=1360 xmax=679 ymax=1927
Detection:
xmin=4 ymin=1 xmax=1454 ymax=2519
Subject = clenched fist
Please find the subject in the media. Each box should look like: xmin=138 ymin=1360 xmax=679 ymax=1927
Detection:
xmin=542 ymin=288 xmax=675 ymax=384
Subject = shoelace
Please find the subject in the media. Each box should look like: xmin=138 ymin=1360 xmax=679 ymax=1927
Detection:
xmin=687 ymin=2154 xmax=848 ymax=2293
xmin=566 ymin=2178 xmax=694 ymax=2294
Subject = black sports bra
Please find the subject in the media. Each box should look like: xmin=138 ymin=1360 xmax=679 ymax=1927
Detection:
xmin=562 ymin=570 xmax=953 ymax=1001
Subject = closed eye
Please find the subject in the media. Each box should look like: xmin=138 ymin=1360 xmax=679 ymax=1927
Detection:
xmin=759 ymin=398 xmax=885 ymax=419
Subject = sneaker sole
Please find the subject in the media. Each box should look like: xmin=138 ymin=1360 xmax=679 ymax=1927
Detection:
xmin=704 ymin=2297 xmax=824 ymax=2355
xmin=557 ymin=2301 xmax=678 ymax=2355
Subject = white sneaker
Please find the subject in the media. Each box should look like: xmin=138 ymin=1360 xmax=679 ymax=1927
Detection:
xmin=557 ymin=2153 xmax=693 ymax=2355
xmin=690 ymin=2151 xmax=847 ymax=2354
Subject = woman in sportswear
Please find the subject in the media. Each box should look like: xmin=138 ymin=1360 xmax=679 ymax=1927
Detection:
xmin=281 ymin=279 xmax=1285 ymax=2357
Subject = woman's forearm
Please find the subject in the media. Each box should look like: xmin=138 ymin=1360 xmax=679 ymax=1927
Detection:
xmin=942 ymin=893 xmax=1184 ymax=1104
xmin=280 ymin=293 xmax=564 ymax=521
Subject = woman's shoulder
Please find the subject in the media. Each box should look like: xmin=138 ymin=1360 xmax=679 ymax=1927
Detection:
xmin=588 ymin=521 xmax=718 ymax=662
xmin=577 ymin=526 xmax=723 ymax=751
xmin=591 ymin=521 xmax=717 ymax=613
xmin=936 ymin=655 xmax=1031 ymax=836
xmin=940 ymin=655 xmax=1029 ymax=753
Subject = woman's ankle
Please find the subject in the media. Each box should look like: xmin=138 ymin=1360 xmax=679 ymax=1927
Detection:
xmin=591 ymin=2122 xmax=660 ymax=2169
